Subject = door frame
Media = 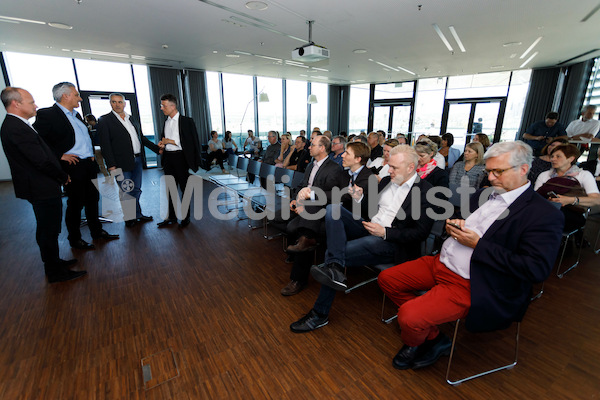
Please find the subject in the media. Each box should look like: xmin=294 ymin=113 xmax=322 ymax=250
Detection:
xmin=440 ymin=97 xmax=507 ymax=144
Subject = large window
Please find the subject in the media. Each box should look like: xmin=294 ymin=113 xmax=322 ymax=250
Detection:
xmin=446 ymin=72 xmax=511 ymax=99
xmin=349 ymin=84 xmax=370 ymax=134
xmin=257 ymin=76 xmax=283 ymax=136
xmin=222 ymin=73 xmax=255 ymax=143
xmin=286 ymin=80 xmax=308 ymax=136
xmin=501 ymin=70 xmax=532 ymax=142
xmin=413 ymin=77 xmax=447 ymax=136
xmin=74 ymin=59 xmax=135 ymax=92
xmin=206 ymin=71 xmax=224 ymax=136
xmin=132 ymin=64 xmax=156 ymax=145
xmin=309 ymin=82 xmax=328 ymax=132
xmin=584 ymin=57 xmax=600 ymax=119
xmin=374 ymin=82 xmax=415 ymax=100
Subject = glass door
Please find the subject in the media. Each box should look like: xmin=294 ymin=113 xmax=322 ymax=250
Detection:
xmin=372 ymin=102 xmax=413 ymax=138
xmin=391 ymin=105 xmax=411 ymax=135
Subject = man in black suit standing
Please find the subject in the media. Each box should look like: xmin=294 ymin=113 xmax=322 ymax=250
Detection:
xmin=156 ymin=94 xmax=201 ymax=228
xmin=97 ymin=93 xmax=160 ymax=227
xmin=33 ymin=82 xmax=119 ymax=250
xmin=1 ymin=87 xmax=86 ymax=282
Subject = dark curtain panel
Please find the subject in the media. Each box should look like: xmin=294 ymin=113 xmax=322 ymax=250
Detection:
xmin=558 ymin=59 xmax=595 ymax=124
xmin=518 ymin=67 xmax=561 ymax=138
xmin=328 ymin=85 xmax=350 ymax=135
xmin=185 ymin=70 xmax=212 ymax=145
xmin=148 ymin=67 xmax=181 ymax=142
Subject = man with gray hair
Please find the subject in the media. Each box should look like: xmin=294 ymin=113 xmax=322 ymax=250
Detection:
xmin=34 ymin=82 xmax=119 ymax=249
xmin=565 ymin=105 xmax=600 ymax=140
xmin=377 ymin=141 xmax=564 ymax=371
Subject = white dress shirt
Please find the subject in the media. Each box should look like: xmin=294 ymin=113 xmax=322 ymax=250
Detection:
xmin=113 ymin=110 xmax=141 ymax=154
xmin=565 ymin=118 xmax=600 ymax=138
xmin=164 ymin=112 xmax=182 ymax=151
xmin=371 ymin=173 xmax=417 ymax=228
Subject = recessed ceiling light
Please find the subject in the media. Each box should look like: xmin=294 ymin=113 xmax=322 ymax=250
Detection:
xmin=448 ymin=26 xmax=466 ymax=52
xmin=48 ymin=22 xmax=73 ymax=30
xmin=225 ymin=54 xmax=240 ymax=58
xmin=503 ymin=41 xmax=522 ymax=47
xmin=0 ymin=15 xmax=45 ymax=25
xmin=162 ymin=44 xmax=169 ymax=49
xmin=432 ymin=24 xmax=453 ymax=52
xmin=509 ymin=53 xmax=517 ymax=59
xmin=520 ymin=51 xmax=538 ymax=68
xmin=397 ymin=65 xmax=416 ymax=75
xmin=490 ymin=65 xmax=505 ymax=69
xmin=213 ymin=50 xmax=218 ymax=53
xmin=353 ymin=49 xmax=367 ymax=54
xmin=234 ymin=50 xmax=252 ymax=56
xmin=520 ymin=37 xmax=542 ymax=59
xmin=245 ymin=1 xmax=268 ymax=10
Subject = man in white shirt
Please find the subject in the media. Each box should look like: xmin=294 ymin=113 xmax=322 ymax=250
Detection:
xmin=289 ymin=145 xmax=435 ymax=332
xmin=377 ymin=141 xmax=564 ymax=371
xmin=97 ymin=93 xmax=160 ymax=226
xmin=565 ymin=105 xmax=600 ymax=140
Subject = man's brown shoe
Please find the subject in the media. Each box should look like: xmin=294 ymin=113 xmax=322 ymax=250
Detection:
xmin=281 ymin=280 xmax=305 ymax=296
xmin=286 ymin=236 xmax=317 ymax=253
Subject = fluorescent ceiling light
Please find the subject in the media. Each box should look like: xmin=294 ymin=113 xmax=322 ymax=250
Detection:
xmin=368 ymin=58 xmax=399 ymax=72
xmin=397 ymin=66 xmax=416 ymax=75
xmin=131 ymin=55 xmax=146 ymax=60
xmin=0 ymin=15 xmax=45 ymax=24
xmin=448 ymin=26 xmax=466 ymax=52
xmin=234 ymin=50 xmax=252 ymax=56
xmin=310 ymin=67 xmax=329 ymax=72
xmin=255 ymin=54 xmax=282 ymax=61
xmin=72 ymin=49 xmax=130 ymax=58
xmin=520 ymin=51 xmax=538 ymax=68
xmin=520 ymin=37 xmax=542 ymax=59
xmin=433 ymin=24 xmax=453 ymax=52
xmin=48 ymin=22 xmax=73 ymax=30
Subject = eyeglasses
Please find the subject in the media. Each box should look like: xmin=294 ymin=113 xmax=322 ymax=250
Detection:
xmin=485 ymin=165 xmax=518 ymax=177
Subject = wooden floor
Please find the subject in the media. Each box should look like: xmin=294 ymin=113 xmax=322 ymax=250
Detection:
xmin=0 ymin=168 xmax=599 ymax=399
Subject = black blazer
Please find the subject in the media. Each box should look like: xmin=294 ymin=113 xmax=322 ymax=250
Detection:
xmin=293 ymin=157 xmax=344 ymax=203
xmin=370 ymin=145 xmax=383 ymax=161
xmin=423 ymin=166 xmax=449 ymax=188
xmin=159 ymin=115 xmax=202 ymax=172
xmin=33 ymin=103 xmax=86 ymax=161
xmin=97 ymin=111 xmax=159 ymax=172
xmin=1 ymin=115 xmax=67 ymax=200
xmin=340 ymin=166 xmax=374 ymax=215
xmin=365 ymin=175 xmax=435 ymax=263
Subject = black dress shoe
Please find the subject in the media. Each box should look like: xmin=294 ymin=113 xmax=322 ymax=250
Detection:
xmin=281 ymin=280 xmax=305 ymax=296
xmin=179 ymin=218 xmax=190 ymax=228
xmin=310 ymin=262 xmax=347 ymax=291
xmin=59 ymin=258 xmax=78 ymax=267
xmin=412 ymin=334 xmax=452 ymax=369
xmin=290 ymin=309 xmax=329 ymax=333
xmin=125 ymin=219 xmax=137 ymax=227
xmin=92 ymin=230 xmax=120 ymax=240
xmin=157 ymin=219 xmax=176 ymax=228
xmin=47 ymin=269 xmax=87 ymax=283
xmin=70 ymin=239 xmax=95 ymax=250
xmin=392 ymin=345 xmax=420 ymax=370
xmin=137 ymin=215 xmax=153 ymax=223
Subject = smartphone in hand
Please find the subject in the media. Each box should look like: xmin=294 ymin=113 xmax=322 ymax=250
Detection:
xmin=447 ymin=221 xmax=462 ymax=230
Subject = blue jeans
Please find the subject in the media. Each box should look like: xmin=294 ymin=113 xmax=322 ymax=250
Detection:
xmin=315 ymin=204 xmax=397 ymax=315
xmin=119 ymin=155 xmax=144 ymax=220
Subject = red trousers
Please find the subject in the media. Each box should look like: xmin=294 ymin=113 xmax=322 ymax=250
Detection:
xmin=378 ymin=255 xmax=471 ymax=347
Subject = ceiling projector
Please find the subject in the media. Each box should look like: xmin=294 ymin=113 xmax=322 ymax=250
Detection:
xmin=292 ymin=44 xmax=330 ymax=62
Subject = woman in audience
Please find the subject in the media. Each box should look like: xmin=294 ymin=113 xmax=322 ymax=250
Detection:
xmin=449 ymin=142 xmax=486 ymax=189
xmin=472 ymin=133 xmax=491 ymax=151
xmin=284 ymin=136 xmax=308 ymax=171
xmin=415 ymin=138 xmax=449 ymax=188
xmin=275 ymin=133 xmax=292 ymax=168
xmin=369 ymin=139 xmax=399 ymax=181
xmin=534 ymin=144 xmax=600 ymax=236
xmin=439 ymin=132 xmax=461 ymax=168
xmin=207 ymin=130 xmax=227 ymax=173
xmin=223 ymin=130 xmax=238 ymax=156
xmin=528 ymin=137 xmax=569 ymax=184
xmin=428 ymin=135 xmax=446 ymax=169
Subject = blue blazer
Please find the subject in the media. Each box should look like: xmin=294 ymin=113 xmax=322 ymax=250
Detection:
xmin=448 ymin=147 xmax=461 ymax=168
xmin=465 ymin=186 xmax=564 ymax=332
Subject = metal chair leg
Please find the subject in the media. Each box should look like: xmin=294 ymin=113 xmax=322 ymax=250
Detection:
xmin=380 ymin=294 xmax=398 ymax=324
xmin=556 ymin=231 xmax=584 ymax=278
xmin=531 ymin=282 xmax=544 ymax=301
xmin=446 ymin=320 xmax=520 ymax=385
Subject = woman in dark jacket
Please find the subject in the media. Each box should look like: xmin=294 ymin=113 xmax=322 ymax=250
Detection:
xmin=415 ymin=138 xmax=449 ymax=188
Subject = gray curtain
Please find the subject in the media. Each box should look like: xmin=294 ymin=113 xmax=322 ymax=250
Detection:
xmin=148 ymin=67 xmax=181 ymax=142
xmin=559 ymin=59 xmax=595 ymax=124
xmin=328 ymin=85 xmax=350 ymax=135
xmin=184 ymin=70 xmax=212 ymax=145
xmin=518 ymin=67 xmax=561 ymax=138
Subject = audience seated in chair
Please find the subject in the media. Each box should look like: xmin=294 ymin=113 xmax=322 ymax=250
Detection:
xmin=290 ymin=145 xmax=436 ymax=332
xmin=283 ymin=136 xmax=310 ymax=172
xmin=376 ymin=141 xmax=564 ymax=371
xmin=207 ymin=130 xmax=226 ymax=173
xmin=528 ymin=137 xmax=569 ymax=185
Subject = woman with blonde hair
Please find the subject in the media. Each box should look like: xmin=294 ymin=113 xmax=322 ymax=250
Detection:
xmin=414 ymin=138 xmax=449 ymax=188
xmin=448 ymin=142 xmax=486 ymax=189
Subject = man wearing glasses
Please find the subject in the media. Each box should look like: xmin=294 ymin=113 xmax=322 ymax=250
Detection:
xmin=329 ymin=136 xmax=346 ymax=167
xmin=377 ymin=141 xmax=564 ymax=371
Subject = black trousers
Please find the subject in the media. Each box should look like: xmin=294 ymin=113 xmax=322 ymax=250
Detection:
xmin=163 ymin=151 xmax=191 ymax=221
xmin=62 ymin=158 xmax=102 ymax=242
xmin=206 ymin=151 xmax=225 ymax=170
xmin=29 ymin=196 xmax=62 ymax=268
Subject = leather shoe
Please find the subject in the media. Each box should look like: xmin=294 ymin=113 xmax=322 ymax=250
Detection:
xmin=125 ymin=219 xmax=137 ymax=227
xmin=310 ymin=262 xmax=347 ymax=291
xmin=392 ymin=345 xmax=420 ymax=370
xmin=59 ymin=258 xmax=78 ymax=267
xmin=412 ymin=333 xmax=452 ymax=369
xmin=47 ymin=269 xmax=87 ymax=283
xmin=179 ymin=218 xmax=190 ymax=228
xmin=290 ymin=309 xmax=329 ymax=333
xmin=157 ymin=219 xmax=176 ymax=228
xmin=137 ymin=215 xmax=153 ymax=223
xmin=70 ymin=239 xmax=95 ymax=250
xmin=92 ymin=230 xmax=119 ymax=241
xmin=286 ymin=236 xmax=317 ymax=253
xmin=281 ymin=280 xmax=305 ymax=296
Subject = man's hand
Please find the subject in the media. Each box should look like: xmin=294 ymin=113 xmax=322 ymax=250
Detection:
xmin=64 ymin=175 xmax=71 ymax=185
xmin=362 ymin=221 xmax=385 ymax=238
xmin=61 ymin=154 xmax=79 ymax=165
xmin=446 ymin=219 xmax=480 ymax=249
xmin=349 ymin=184 xmax=363 ymax=200
xmin=162 ymin=138 xmax=176 ymax=145
xmin=297 ymin=187 xmax=312 ymax=201
xmin=289 ymin=199 xmax=303 ymax=214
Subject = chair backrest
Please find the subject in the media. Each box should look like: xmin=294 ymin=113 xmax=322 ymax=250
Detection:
xmin=201 ymin=144 xmax=209 ymax=153
xmin=291 ymin=171 xmax=305 ymax=189
xmin=247 ymin=159 xmax=261 ymax=176
xmin=259 ymin=163 xmax=277 ymax=180
xmin=236 ymin=156 xmax=249 ymax=172
xmin=274 ymin=167 xmax=294 ymax=185
xmin=228 ymin=153 xmax=237 ymax=168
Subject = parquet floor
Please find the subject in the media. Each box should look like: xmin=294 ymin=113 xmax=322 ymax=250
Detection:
xmin=0 ymin=169 xmax=598 ymax=399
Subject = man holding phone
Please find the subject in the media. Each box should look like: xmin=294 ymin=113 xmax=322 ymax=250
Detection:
xmin=377 ymin=141 xmax=564 ymax=371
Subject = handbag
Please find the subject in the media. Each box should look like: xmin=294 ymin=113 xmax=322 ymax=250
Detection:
xmin=536 ymin=176 xmax=587 ymax=213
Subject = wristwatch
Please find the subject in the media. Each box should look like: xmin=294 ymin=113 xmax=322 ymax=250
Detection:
xmin=572 ymin=197 xmax=580 ymax=206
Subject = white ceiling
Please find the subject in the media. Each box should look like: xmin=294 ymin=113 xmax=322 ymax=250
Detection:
xmin=1 ymin=0 xmax=600 ymax=85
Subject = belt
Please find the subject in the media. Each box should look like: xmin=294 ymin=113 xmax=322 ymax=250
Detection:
xmin=134 ymin=153 xmax=141 ymax=157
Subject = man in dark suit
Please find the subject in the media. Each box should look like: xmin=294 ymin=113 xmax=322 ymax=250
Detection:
xmin=156 ymin=93 xmax=201 ymax=228
xmin=1 ymin=87 xmax=86 ymax=282
xmin=290 ymin=145 xmax=435 ymax=332
xmin=33 ymin=82 xmax=118 ymax=250
xmin=377 ymin=141 xmax=564 ymax=371
xmin=97 ymin=93 xmax=160 ymax=227
xmin=367 ymin=131 xmax=384 ymax=161
xmin=280 ymin=135 xmax=344 ymax=295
